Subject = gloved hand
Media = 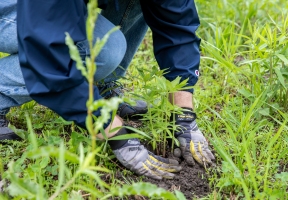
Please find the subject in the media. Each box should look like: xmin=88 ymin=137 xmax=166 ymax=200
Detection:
xmin=173 ymin=108 xmax=215 ymax=167
xmin=108 ymin=128 xmax=182 ymax=180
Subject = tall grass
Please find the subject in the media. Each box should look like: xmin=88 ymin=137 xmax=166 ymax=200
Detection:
xmin=192 ymin=0 xmax=288 ymax=199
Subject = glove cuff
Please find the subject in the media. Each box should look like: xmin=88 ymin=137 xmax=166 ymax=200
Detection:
xmin=108 ymin=127 xmax=129 ymax=150
xmin=175 ymin=107 xmax=197 ymax=122
xmin=172 ymin=107 xmax=197 ymax=138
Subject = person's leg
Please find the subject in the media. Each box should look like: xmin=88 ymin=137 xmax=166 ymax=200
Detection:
xmin=76 ymin=14 xmax=127 ymax=82
xmin=0 ymin=0 xmax=18 ymax=54
xmin=0 ymin=54 xmax=32 ymax=110
xmin=101 ymin=0 xmax=148 ymax=82
xmin=0 ymin=1 xmax=31 ymax=140
xmin=0 ymin=1 xmax=32 ymax=112
xmin=0 ymin=1 xmax=126 ymax=140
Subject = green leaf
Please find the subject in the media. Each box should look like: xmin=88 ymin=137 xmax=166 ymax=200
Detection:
xmin=39 ymin=157 xmax=50 ymax=169
xmin=25 ymin=112 xmax=38 ymax=149
xmin=125 ymin=126 xmax=152 ymax=139
xmin=238 ymin=88 xmax=254 ymax=99
xmin=7 ymin=162 xmax=46 ymax=199
xmin=8 ymin=181 xmax=37 ymax=198
xmin=275 ymin=172 xmax=288 ymax=182
xmin=73 ymin=183 xmax=103 ymax=198
xmin=175 ymin=190 xmax=186 ymax=200
xmin=56 ymin=142 xmax=66 ymax=194
xmin=274 ymin=68 xmax=287 ymax=89
xmin=26 ymin=146 xmax=79 ymax=164
xmin=258 ymin=108 xmax=270 ymax=116
xmin=108 ymin=133 xmax=144 ymax=140
xmin=276 ymin=54 xmax=288 ymax=65
xmin=111 ymin=182 xmax=180 ymax=200
xmin=71 ymin=131 xmax=90 ymax=148
xmin=65 ymin=33 xmax=87 ymax=78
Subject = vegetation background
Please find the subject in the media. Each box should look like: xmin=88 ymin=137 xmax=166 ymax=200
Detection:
xmin=0 ymin=0 xmax=288 ymax=199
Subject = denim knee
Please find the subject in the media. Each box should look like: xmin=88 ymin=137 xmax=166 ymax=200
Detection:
xmin=76 ymin=14 xmax=127 ymax=82
xmin=0 ymin=0 xmax=18 ymax=54
xmin=94 ymin=28 xmax=127 ymax=82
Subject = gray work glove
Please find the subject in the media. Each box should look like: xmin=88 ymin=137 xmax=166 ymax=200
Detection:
xmin=108 ymin=128 xmax=182 ymax=180
xmin=173 ymin=108 xmax=215 ymax=167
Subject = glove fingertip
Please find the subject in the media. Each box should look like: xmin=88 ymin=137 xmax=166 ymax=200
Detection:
xmin=206 ymin=150 xmax=215 ymax=160
xmin=173 ymin=148 xmax=182 ymax=158
xmin=143 ymin=171 xmax=163 ymax=180
xmin=171 ymin=165 xmax=183 ymax=172
xmin=168 ymin=158 xmax=180 ymax=165
xmin=184 ymin=156 xmax=195 ymax=166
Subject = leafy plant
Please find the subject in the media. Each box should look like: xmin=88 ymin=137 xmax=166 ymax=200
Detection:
xmin=131 ymin=66 xmax=194 ymax=156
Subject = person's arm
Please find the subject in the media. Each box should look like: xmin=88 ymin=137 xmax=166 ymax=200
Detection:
xmin=17 ymin=0 xmax=104 ymax=128
xmin=139 ymin=0 xmax=201 ymax=94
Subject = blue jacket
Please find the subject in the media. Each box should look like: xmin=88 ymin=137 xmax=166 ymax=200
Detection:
xmin=17 ymin=0 xmax=200 ymax=128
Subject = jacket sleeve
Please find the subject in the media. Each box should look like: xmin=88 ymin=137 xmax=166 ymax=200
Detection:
xmin=17 ymin=0 xmax=105 ymax=128
xmin=140 ymin=0 xmax=201 ymax=93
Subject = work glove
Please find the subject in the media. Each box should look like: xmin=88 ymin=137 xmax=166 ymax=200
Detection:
xmin=108 ymin=128 xmax=182 ymax=180
xmin=173 ymin=108 xmax=215 ymax=167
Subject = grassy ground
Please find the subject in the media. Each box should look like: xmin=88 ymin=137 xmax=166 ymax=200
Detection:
xmin=1 ymin=0 xmax=288 ymax=199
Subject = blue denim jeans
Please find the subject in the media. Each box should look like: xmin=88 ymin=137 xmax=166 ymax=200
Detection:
xmin=0 ymin=0 xmax=148 ymax=114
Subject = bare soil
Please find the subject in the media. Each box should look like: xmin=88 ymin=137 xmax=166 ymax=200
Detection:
xmin=112 ymin=159 xmax=210 ymax=200
xmin=142 ymin=161 xmax=210 ymax=199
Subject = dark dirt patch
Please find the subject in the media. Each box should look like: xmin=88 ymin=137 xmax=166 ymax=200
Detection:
xmin=142 ymin=161 xmax=210 ymax=199
xmin=279 ymin=160 xmax=288 ymax=173
xmin=111 ymin=160 xmax=210 ymax=200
